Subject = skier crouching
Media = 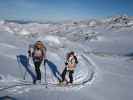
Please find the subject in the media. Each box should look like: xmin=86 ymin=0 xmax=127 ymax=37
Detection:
xmin=28 ymin=41 xmax=46 ymax=84
xmin=61 ymin=51 xmax=78 ymax=85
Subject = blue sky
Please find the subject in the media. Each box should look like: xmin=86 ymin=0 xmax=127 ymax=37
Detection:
xmin=0 ymin=0 xmax=133 ymax=21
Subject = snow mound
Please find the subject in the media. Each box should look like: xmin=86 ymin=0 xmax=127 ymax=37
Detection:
xmin=44 ymin=35 xmax=60 ymax=44
xmin=18 ymin=29 xmax=31 ymax=36
xmin=89 ymin=20 xmax=97 ymax=27
xmin=42 ymin=35 xmax=64 ymax=47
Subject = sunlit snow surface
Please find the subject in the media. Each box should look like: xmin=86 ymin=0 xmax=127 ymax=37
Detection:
xmin=0 ymin=16 xmax=133 ymax=100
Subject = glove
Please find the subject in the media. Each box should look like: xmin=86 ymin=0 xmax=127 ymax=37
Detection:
xmin=28 ymin=50 xmax=32 ymax=57
xmin=65 ymin=62 xmax=68 ymax=65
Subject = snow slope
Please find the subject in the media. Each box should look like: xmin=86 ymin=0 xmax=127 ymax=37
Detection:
xmin=0 ymin=16 xmax=133 ymax=100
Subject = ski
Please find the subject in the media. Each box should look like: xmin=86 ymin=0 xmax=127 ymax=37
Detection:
xmin=0 ymin=80 xmax=88 ymax=91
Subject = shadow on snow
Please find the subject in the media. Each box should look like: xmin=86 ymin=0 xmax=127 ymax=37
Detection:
xmin=17 ymin=55 xmax=62 ymax=82
xmin=17 ymin=55 xmax=36 ymax=81
xmin=44 ymin=59 xmax=62 ymax=82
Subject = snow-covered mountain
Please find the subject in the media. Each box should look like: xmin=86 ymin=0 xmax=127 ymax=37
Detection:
xmin=0 ymin=15 xmax=133 ymax=100
xmin=0 ymin=15 xmax=133 ymax=37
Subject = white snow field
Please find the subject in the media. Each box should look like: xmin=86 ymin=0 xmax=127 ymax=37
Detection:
xmin=0 ymin=15 xmax=133 ymax=100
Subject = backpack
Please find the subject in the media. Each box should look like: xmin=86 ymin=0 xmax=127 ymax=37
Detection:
xmin=32 ymin=41 xmax=46 ymax=60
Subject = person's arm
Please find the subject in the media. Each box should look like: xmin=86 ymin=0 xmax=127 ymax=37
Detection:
xmin=65 ymin=57 xmax=68 ymax=65
xmin=28 ymin=49 xmax=32 ymax=57
xmin=74 ymin=56 xmax=78 ymax=64
xmin=28 ymin=44 xmax=34 ymax=57
xmin=65 ymin=61 xmax=68 ymax=65
xmin=43 ymin=47 xmax=47 ymax=58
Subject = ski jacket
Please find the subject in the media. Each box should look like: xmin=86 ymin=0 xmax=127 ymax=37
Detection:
xmin=66 ymin=55 xmax=78 ymax=71
xmin=32 ymin=48 xmax=45 ymax=61
xmin=28 ymin=41 xmax=46 ymax=62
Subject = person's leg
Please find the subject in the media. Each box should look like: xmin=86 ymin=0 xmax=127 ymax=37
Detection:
xmin=69 ymin=70 xmax=74 ymax=84
xmin=61 ymin=67 xmax=67 ymax=82
xmin=34 ymin=61 xmax=42 ymax=80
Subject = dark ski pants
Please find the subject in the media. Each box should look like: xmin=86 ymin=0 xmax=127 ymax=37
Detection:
xmin=61 ymin=67 xmax=74 ymax=83
xmin=34 ymin=61 xmax=42 ymax=80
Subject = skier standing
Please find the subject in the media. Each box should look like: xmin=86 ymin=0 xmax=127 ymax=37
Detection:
xmin=28 ymin=41 xmax=46 ymax=84
xmin=61 ymin=51 xmax=78 ymax=85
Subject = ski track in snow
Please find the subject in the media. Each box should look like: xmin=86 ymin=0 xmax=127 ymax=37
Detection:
xmin=0 ymin=54 xmax=96 ymax=93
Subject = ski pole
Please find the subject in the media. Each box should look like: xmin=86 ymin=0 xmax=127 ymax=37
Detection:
xmin=44 ymin=59 xmax=47 ymax=88
xmin=23 ymin=56 xmax=29 ymax=80
xmin=23 ymin=70 xmax=27 ymax=80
